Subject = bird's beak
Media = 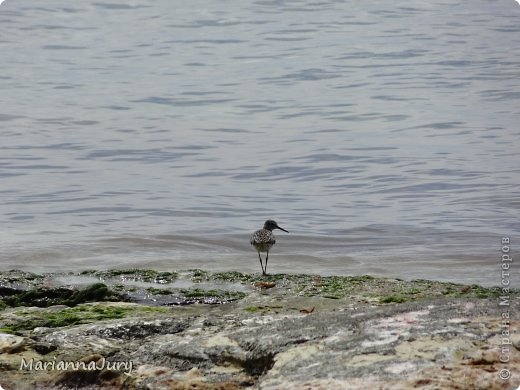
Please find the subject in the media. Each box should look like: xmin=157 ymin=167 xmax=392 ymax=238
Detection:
xmin=276 ymin=225 xmax=289 ymax=233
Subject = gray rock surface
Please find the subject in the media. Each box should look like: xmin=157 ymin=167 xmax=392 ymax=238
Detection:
xmin=0 ymin=269 xmax=518 ymax=389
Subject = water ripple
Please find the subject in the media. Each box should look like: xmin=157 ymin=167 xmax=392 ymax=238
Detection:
xmin=0 ymin=0 xmax=518 ymax=285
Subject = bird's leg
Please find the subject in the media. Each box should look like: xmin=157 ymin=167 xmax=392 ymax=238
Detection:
xmin=258 ymin=252 xmax=265 ymax=275
xmin=264 ymin=251 xmax=269 ymax=275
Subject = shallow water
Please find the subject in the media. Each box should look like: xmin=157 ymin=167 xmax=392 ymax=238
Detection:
xmin=1 ymin=1 xmax=519 ymax=287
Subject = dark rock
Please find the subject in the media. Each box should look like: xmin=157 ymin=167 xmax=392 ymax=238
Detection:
xmin=0 ymin=286 xmax=22 ymax=296
xmin=87 ymin=317 xmax=191 ymax=340
xmin=1 ymin=283 xmax=127 ymax=309
xmin=32 ymin=342 xmax=57 ymax=355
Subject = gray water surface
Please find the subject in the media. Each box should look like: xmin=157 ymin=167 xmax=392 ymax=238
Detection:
xmin=1 ymin=0 xmax=519 ymax=286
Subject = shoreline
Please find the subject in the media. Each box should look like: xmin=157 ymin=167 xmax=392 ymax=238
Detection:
xmin=0 ymin=268 xmax=518 ymax=389
xmin=0 ymin=228 xmax=507 ymax=288
xmin=0 ymin=252 xmax=506 ymax=288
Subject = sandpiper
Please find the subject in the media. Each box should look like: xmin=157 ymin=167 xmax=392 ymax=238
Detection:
xmin=250 ymin=220 xmax=289 ymax=275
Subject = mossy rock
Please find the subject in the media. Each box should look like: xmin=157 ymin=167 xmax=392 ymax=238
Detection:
xmin=2 ymin=286 xmax=76 ymax=308
xmin=6 ymin=304 xmax=169 ymax=332
xmin=1 ymin=270 xmax=44 ymax=283
xmin=1 ymin=283 xmax=127 ymax=308
xmin=67 ymin=283 xmax=109 ymax=305
xmin=188 ymin=269 xmax=211 ymax=282
xmin=380 ymin=295 xmax=409 ymax=304
xmin=180 ymin=288 xmax=246 ymax=301
xmin=146 ymin=287 xmax=174 ymax=295
xmin=7 ymin=306 xmax=126 ymax=331
xmin=212 ymin=271 xmax=256 ymax=283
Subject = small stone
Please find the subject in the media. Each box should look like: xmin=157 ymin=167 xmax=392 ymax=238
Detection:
xmin=185 ymin=367 xmax=202 ymax=378
xmin=0 ymin=333 xmax=26 ymax=353
xmin=254 ymin=282 xmax=276 ymax=289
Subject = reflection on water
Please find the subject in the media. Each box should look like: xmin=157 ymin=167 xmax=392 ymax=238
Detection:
xmin=0 ymin=1 xmax=519 ymax=287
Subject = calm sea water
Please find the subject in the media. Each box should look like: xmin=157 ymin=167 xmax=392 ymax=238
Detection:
xmin=1 ymin=0 xmax=519 ymax=286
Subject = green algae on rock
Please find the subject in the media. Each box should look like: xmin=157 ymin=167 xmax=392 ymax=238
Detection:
xmin=178 ymin=270 xmax=504 ymax=303
xmin=379 ymin=295 xmax=408 ymax=304
xmin=1 ymin=302 xmax=170 ymax=334
xmin=179 ymin=288 xmax=246 ymax=301
xmin=0 ymin=283 xmax=128 ymax=309
xmin=145 ymin=287 xmax=174 ymax=295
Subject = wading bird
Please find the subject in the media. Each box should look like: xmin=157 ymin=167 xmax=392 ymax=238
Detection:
xmin=250 ymin=220 xmax=289 ymax=275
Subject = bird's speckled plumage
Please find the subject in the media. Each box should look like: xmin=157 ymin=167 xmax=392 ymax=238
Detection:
xmin=250 ymin=229 xmax=276 ymax=252
xmin=250 ymin=220 xmax=288 ymax=275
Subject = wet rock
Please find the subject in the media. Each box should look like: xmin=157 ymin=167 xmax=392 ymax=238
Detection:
xmin=0 ymin=286 xmax=22 ymax=296
xmin=85 ymin=268 xmax=178 ymax=283
xmin=0 ymin=282 xmax=127 ymax=309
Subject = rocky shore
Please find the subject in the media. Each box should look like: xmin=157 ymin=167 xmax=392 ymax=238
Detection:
xmin=0 ymin=269 xmax=518 ymax=389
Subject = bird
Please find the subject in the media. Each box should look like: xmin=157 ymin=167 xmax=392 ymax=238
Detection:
xmin=250 ymin=220 xmax=289 ymax=275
